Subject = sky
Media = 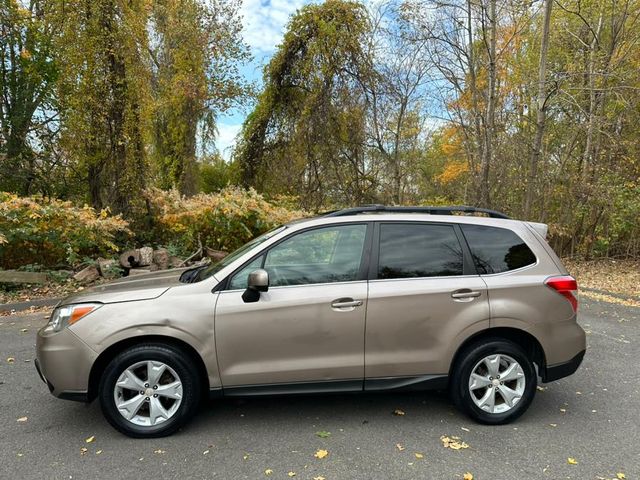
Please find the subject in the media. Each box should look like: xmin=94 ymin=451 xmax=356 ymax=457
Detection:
xmin=215 ymin=0 xmax=317 ymax=159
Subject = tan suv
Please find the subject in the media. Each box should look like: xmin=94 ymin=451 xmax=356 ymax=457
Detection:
xmin=36 ymin=206 xmax=586 ymax=438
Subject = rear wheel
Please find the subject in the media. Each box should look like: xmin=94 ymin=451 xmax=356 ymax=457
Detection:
xmin=98 ymin=344 xmax=201 ymax=438
xmin=451 ymin=339 xmax=537 ymax=424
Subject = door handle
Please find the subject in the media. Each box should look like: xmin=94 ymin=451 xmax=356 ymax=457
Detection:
xmin=451 ymin=289 xmax=482 ymax=300
xmin=331 ymin=298 xmax=363 ymax=309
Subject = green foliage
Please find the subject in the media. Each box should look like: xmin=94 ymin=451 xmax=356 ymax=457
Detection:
xmin=0 ymin=192 xmax=131 ymax=268
xmin=197 ymin=155 xmax=240 ymax=194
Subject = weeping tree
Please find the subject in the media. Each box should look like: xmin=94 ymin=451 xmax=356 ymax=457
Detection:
xmin=235 ymin=0 xmax=375 ymax=209
xmin=149 ymin=0 xmax=249 ymax=196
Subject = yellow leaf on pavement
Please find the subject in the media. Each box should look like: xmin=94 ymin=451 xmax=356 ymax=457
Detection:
xmin=85 ymin=436 xmax=95 ymax=443
xmin=567 ymin=457 xmax=578 ymax=465
xmin=80 ymin=447 xmax=88 ymax=455
xmin=464 ymin=473 xmax=474 ymax=480
xmin=414 ymin=453 xmax=424 ymax=459
xmin=7 ymin=357 xmax=15 ymax=363
xmin=441 ymin=436 xmax=469 ymax=450
xmin=393 ymin=409 xmax=406 ymax=416
xmin=314 ymin=477 xmax=326 ymax=480
xmin=287 ymin=472 xmax=296 ymax=477
xmin=396 ymin=443 xmax=405 ymax=451
xmin=264 ymin=469 xmax=273 ymax=476
xmin=617 ymin=474 xmax=626 ymax=479
xmin=17 ymin=417 xmax=28 ymax=422
xmin=314 ymin=449 xmax=329 ymax=459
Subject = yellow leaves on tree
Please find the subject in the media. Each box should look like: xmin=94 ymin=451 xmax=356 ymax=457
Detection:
xmin=435 ymin=161 xmax=470 ymax=186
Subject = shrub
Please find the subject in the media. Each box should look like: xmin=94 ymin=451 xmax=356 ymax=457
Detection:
xmin=0 ymin=192 xmax=131 ymax=269
xmin=145 ymin=187 xmax=306 ymax=255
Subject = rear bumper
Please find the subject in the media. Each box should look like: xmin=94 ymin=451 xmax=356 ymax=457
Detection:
xmin=543 ymin=349 xmax=585 ymax=382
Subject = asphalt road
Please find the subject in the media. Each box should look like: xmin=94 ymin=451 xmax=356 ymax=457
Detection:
xmin=1 ymin=296 xmax=638 ymax=480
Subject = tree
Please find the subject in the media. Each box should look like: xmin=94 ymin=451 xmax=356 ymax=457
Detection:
xmin=0 ymin=0 xmax=57 ymax=195
xmin=149 ymin=0 xmax=249 ymax=196
xmin=524 ymin=0 xmax=553 ymax=217
xmin=55 ymin=0 xmax=151 ymax=215
xmin=236 ymin=0 xmax=374 ymax=209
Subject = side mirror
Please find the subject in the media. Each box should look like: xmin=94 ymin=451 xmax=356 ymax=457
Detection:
xmin=242 ymin=269 xmax=269 ymax=303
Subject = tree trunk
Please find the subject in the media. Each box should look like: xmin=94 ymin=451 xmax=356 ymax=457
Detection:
xmin=524 ymin=0 xmax=553 ymax=218
xmin=477 ymin=0 xmax=497 ymax=207
xmin=581 ymin=12 xmax=603 ymax=181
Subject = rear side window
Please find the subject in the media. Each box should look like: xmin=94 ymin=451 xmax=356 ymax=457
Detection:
xmin=461 ymin=224 xmax=536 ymax=274
xmin=377 ymin=223 xmax=463 ymax=279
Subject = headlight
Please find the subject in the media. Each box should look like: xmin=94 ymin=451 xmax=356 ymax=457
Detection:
xmin=47 ymin=303 xmax=102 ymax=332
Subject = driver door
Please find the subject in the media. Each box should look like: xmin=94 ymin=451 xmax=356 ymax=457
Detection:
xmin=214 ymin=223 xmax=371 ymax=392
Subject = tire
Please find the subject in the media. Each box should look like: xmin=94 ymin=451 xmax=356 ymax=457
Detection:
xmin=450 ymin=338 xmax=537 ymax=425
xmin=98 ymin=343 xmax=201 ymax=438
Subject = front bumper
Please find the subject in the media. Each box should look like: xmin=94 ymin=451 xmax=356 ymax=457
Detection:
xmin=36 ymin=325 xmax=97 ymax=402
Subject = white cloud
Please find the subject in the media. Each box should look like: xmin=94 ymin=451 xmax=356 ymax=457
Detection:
xmin=240 ymin=0 xmax=312 ymax=55
xmin=216 ymin=122 xmax=243 ymax=159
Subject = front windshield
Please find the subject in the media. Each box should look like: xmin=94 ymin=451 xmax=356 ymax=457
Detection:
xmin=192 ymin=225 xmax=287 ymax=282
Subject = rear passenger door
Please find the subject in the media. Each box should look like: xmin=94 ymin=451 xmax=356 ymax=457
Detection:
xmin=364 ymin=222 xmax=490 ymax=382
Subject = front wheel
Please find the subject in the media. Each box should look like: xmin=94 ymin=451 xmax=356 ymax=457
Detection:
xmin=451 ymin=339 xmax=537 ymax=424
xmin=98 ymin=344 xmax=201 ymax=438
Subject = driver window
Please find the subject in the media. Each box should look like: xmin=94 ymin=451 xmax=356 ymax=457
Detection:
xmin=264 ymin=224 xmax=367 ymax=287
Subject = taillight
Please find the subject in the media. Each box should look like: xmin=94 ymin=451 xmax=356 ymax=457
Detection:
xmin=545 ymin=275 xmax=578 ymax=312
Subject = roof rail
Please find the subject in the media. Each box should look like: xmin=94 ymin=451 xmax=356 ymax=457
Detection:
xmin=323 ymin=204 xmax=510 ymax=219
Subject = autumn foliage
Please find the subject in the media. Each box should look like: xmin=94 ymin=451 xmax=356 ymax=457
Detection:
xmin=143 ymin=187 xmax=305 ymax=255
xmin=0 ymin=192 xmax=130 ymax=268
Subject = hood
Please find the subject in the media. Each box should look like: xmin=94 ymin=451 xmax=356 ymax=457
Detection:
xmin=60 ymin=267 xmax=190 ymax=305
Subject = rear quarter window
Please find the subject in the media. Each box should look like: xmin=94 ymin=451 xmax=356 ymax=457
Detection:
xmin=461 ymin=224 xmax=536 ymax=274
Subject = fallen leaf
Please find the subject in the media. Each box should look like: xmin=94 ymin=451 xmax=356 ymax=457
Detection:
xmin=536 ymin=386 xmax=546 ymax=391
xmin=203 ymin=450 xmax=209 ymax=455
xmin=314 ymin=449 xmax=329 ymax=459
xmin=464 ymin=473 xmax=474 ymax=480
xmin=7 ymin=357 xmax=15 ymax=363
xmin=396 ymin=443 xmax=405 ymax=451
xmin=461 ymin=427 xmax=470 ymax=432
xmin=80 ymin=447 xmax=88 ymax=455
xmin=560 ymin=408 xmax=567 ymax=413
xmin=313 ymin=477 xmax=326 ymax=480
xmin=95 ymin=450 xmax=103 ymax=455
xmin=441 ymin=435 xmax=469 ymax=450
xmin=414 ymin=452 xmax=424 ymax=459
xmin=393 ymin=409 xmax=406 ymax=416
xmin=85 ymin=436 xmax=95 ymax=443
xmin=316 ymin=431 xmax=331 ymax=438
xmin=243 ymin=454 xmax=250 ymax=460
xmin=264 ymin=469 xmax=273 ymax=476
xmin=20 ymin=328 xmax=28 ymax=333
xmin=617 ymin=474 xmax=626 ymax=479
xmin=17 ymin=416 xmax=28 ymax=422
xmin=549 ymin=423 xmax=557 ymax=427
xmin=287 ymin=472 xmax=296 ymax=477
xmin=154 ymin=449 xmax=165 ymax=454
xmin=17 ymin=453 xmax=23 ymax=457
xmin=567 ymin=457 xmax=578 ymax=465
